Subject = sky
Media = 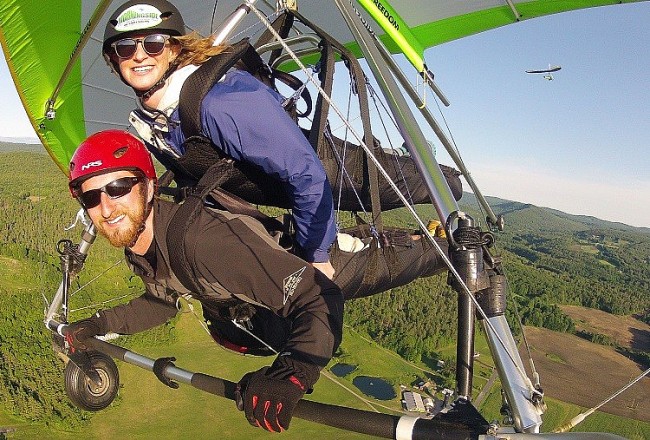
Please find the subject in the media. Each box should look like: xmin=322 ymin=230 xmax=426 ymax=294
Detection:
xmin=1 ymin=2 xmax=649 ymax=227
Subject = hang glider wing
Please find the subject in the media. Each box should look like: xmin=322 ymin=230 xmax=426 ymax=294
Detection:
xmin=526 ymin=65 xmax=562 ymax=74
xmin=0 ymin=0 xmax=646 ymax=174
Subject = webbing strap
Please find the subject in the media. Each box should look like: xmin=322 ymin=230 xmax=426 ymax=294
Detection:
xmin=166 ymin=190 xmax=211 ymax=294
xmin=308 ymin=38 xmax=335 ymax=152
xmin=179 ymin=38 xmax=258 ymax=140
xmin=292 ymin=11 xmax=383 ymax=232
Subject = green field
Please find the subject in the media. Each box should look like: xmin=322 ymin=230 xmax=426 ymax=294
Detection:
xmin=1 ymin=151 xmax=649 ymax=439
xmin=0 ymin=311 xmax=428 ymax=439
xmin=3 ymin=309 xmax=647 ymax=439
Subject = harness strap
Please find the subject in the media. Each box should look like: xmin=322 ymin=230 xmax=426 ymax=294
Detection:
xmin=166 ymin=164 xmax=287 ymax=294
xmin=292 ymin=11 xmax=383 ymax=233
xmin=173 ymin=36 xmax=311 ymax=188
xmin=179 ymin=39 xmax=256 ymax=140
xmin=308 ymin=37 xmax=335 ymax=153
xmin=166 ymin=166 xmax=221 ymax=294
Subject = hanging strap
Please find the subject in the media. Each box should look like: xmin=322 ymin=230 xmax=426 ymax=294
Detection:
xmin=308 ymin=37 xmax=335 ymax=153
xmin=292 ymin=11 xmax=383 ymax=233
xmin=179 ymin=38 xmax=262 ymax=140
xmin=166 ymin=164 xmax=285 ymax=294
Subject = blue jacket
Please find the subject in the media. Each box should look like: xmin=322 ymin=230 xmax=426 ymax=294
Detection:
xmin=151 ymin=69 xmax=336 ymax=262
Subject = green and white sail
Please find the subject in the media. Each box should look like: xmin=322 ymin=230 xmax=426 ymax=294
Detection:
xmin=0 ymin=0 xmax=646 ymax=174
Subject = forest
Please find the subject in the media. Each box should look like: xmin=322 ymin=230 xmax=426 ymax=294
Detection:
xmin=1 ymin=148 xmax=649 ymax=429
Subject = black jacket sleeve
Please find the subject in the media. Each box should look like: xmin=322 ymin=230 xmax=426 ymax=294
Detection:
xmin=95 ymin=289 xmax=179 ymax=335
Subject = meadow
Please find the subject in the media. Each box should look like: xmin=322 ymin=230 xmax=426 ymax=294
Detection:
xmin=1 ymin=149 xmax=649 ymax=439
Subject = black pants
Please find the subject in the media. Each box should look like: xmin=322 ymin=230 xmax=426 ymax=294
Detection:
xmin=331 ymin=224 xmax=448 ymax=300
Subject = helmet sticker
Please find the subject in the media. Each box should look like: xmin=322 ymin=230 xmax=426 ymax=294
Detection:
xmin=80 ymin=160 xmax=103 ymax=171
xmin=114 ymin=5 xmax=163 ymax=32
xmin=68 ymin=130 xmax=157 ymax=191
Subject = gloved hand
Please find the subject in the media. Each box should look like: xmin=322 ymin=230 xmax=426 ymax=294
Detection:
xmin=64 ymin=318 xmax=102 ymax=353
xmin=235 ymin=366 xmax=306 ymax=432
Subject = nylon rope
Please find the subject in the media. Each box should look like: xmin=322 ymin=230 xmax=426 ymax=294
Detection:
xmin=554 ymin=367 xmax=650 ymax=432
xmin=68 ymin=259 xmax=133 ymax=313
xmin=366 ymin=81 xmax=416 ymax=206
xmin=248 ymin=2 xmax=538 ymax=396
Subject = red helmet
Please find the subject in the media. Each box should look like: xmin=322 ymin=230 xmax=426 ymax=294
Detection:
xmin=69 ymin=130 xmax=156 ymax=196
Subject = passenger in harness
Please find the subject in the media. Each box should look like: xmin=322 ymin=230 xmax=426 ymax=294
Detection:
xmin=101 ymin=0 xmax=463 ymax=284
xmin=64 ymin=131 xmax=344 ymax=432
xmin=103 ymin=0 xmax=338 ymax=278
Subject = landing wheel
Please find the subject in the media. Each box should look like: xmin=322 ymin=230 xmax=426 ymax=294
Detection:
xmin=64 ymin=351 xmax=119 ymax=411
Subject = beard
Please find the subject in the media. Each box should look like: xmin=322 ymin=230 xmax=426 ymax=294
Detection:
xmin=96 ymin=186 xmax=148 ymax=248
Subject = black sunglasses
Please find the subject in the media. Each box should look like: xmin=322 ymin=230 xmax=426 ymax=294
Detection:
xmin=111 ymin=34 xmax=171 ymax=59
xmin=78 ymin=176 xmax=142 ymax=209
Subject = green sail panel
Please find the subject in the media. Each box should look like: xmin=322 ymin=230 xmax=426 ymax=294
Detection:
xmin=0 ymin=1 xmax=84 ymax=174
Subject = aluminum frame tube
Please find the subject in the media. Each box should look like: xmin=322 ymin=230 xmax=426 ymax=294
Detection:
xmin=482 ymin=315 xmax=543 ymax=433
xmin=44 ymin=221 xmax=96 ymax=323
xmin=373 ymin=43 xmax=499 ymax=227
xmin=212 ymin=0 xmax=257 ymax=47
xmin=456 ymin=291 xmax=475 ymax=399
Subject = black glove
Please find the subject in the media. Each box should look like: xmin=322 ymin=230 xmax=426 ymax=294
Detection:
xmin=64 ymin=317 xmax=102 ymax=353
xmin=235 ymin=366 xmax=306 ymax=432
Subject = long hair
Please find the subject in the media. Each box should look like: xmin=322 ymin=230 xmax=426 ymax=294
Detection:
xmin=172 ymin=32 xmax=231 ymax=68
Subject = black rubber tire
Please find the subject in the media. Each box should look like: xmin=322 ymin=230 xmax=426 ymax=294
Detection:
xmin=64 ymin=351 xmax=119 ymax=411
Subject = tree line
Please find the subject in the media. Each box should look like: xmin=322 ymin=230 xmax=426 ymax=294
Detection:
xmin=1 ymin=151 xmax=649 ymax=427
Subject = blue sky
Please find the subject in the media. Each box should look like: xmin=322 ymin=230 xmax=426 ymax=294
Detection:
xmin=1 ymin=2 xmax=649 ymax=227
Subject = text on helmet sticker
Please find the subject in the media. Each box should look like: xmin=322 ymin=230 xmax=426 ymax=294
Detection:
xmin=81 ymin=160 xmax=103 ymax=171
xmin=115 ymin=5 xmax=163 ymax=32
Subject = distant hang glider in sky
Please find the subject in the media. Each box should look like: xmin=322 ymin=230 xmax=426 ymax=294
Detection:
xmin=526 ymin=65 xmax=562 ymax=80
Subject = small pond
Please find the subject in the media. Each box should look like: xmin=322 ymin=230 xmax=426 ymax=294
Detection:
xmin=330 ymin=363 xmax=357 ymax=377
xmin=352 ymin=376 xmax=396 ymax=400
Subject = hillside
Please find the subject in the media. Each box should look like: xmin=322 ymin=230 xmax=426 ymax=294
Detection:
xmin=461 ymin=192 xmax=650 ymax=235
xmin=561 ymin=304 xmax=650 ymax=351
xmin=1 ymin=150 xmax=649 ymax=439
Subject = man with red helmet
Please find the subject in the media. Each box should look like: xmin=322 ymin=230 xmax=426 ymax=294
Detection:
xmin=65 ymin=130 xmax=343 ymax=433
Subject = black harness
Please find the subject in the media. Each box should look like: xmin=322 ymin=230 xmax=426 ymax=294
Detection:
xmin=162 ymin=12 xmax=462 ymax=294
